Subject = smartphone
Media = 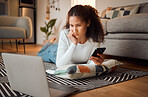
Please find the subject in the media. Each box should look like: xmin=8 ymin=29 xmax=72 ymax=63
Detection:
xmin=92 ymin=47 xmax=106 ymax=57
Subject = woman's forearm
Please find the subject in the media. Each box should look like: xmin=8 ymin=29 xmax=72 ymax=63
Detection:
xmin=56 ymin=43 xmax=76 ymax=67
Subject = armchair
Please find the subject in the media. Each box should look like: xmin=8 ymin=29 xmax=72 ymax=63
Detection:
xmin=0 ymin=16 xmax=32 ymax=53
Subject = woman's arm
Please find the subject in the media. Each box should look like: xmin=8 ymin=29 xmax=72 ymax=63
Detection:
xmin=56 ymin=30 xmax=77 ymax=67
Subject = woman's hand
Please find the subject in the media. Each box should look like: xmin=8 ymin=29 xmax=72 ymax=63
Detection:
xmin=67 ymin=30 xmax=78 ymax=45
xmin=89 ymin=53 xmax=104 ymax=65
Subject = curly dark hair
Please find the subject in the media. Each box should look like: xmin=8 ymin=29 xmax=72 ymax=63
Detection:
xmin=64 ymin=5 xmax=104 ymax=43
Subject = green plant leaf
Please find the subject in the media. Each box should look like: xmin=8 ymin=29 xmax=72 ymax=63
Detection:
xmin=47 ymin=19 xmax=57 ymax=29
xmin=40 ymin=18 xmax=57 ymax=39
xmin=47 ymin=31 xmax=52 ymax=36
xmin=40 ymin=27 xmax=47 ymax=33
xmin=45 ymin=22 xmax=48 ymax=32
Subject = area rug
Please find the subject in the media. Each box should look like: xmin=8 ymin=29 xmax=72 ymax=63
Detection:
xmin=0 ymin=56 xmax=148 ymax=97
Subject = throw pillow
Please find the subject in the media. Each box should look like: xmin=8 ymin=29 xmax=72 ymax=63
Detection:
xmin=139 ymin=3 xmax=148 ymax=13
xmin=100 ymin=7 xmax=112 ymax=18
xmin=104 ymin=4 xmax=140 ymax=19
xmin=105 ymin=10 xmax=120 ymax=19
xmin=120 ymin=4 xmax=140 ymax=16
xmin=53 ymin=59 xmax=122 ymax=79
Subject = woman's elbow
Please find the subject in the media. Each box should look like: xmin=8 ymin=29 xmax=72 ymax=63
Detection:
xmin=56 ymin=60 xmax=67 ymax=68
xmin=56 ymin=62 xmax=60 ymax=68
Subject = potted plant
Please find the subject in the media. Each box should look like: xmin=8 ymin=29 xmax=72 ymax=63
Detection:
xmin=40 ymin=19 xmax=57 ymax=40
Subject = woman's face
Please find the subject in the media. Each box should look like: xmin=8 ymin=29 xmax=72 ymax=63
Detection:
xmin=69 ymin=16 xmax=90 ymax=39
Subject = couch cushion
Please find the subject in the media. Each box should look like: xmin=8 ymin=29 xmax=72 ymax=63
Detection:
xmin=16 ymin=17 xmax=32 ymax=39
xmin=105 ymin=33 xmax=148 ymax=40
xmin=0 ymin=16 xmax=18 ymax=26
xmin=0 ymin=27 xmax=26 ymax=39
xmin=107 ymin=13 xmax=148 ymax=33
xmin=100 ymin=19 xmax=110 ymax=35
xmin=100 ymin=39 xmax=148 ymax=60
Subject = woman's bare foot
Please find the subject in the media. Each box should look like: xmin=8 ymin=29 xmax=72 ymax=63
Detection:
xmin=49 ymin=37 xmax=56 ymax=43
xmin=43 ymin=37 xmax=56 ymax=46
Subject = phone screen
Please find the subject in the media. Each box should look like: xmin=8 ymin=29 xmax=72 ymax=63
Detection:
xmin=92 ymin=47 xmax=106 ymax=57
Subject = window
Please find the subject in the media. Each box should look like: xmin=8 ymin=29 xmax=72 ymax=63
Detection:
xmin=71 ymin=0 xmax=96 ymax=8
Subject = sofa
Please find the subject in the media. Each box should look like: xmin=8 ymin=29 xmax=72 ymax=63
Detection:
xmin=0 ymin=16 xmax=32 ymax=53
xmin=100 ymin=2 xmax=148 ymax=60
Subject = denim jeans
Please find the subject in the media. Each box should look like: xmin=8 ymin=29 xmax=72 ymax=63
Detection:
xmin=37 ymin=42 xmax=58 ymax=63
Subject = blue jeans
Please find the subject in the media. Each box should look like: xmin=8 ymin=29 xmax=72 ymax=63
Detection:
xmin=37 ymin=42 xmax=58 ymax=63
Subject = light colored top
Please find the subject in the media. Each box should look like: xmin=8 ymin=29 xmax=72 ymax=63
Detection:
xmin=56 ymin=29 xmax=100 ymax=67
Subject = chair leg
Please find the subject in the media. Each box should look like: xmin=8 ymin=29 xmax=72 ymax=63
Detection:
xmin=1 ymin=41 xmax=3 ymax=49
xmin=23 ymin=39 xmax=26 ymax=54
xmin=9 ymin=41 xmax=12 ymax=48
xmin=16 ymin=40 xmax=18 ymax=52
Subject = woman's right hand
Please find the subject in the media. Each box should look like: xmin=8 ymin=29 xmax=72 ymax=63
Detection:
xmin=67 ymin=30 xmax=78 ymax=45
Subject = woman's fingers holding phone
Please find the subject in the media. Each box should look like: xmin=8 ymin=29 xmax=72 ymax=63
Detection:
xmin=90 ymin=54 xmax=104 ymax=65
xmin=97 ymin=53 xmax=104 ymax=59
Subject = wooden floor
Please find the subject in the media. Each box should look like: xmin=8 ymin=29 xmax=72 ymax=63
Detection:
xmin=0 ymin=43 xmax=148 ymax=97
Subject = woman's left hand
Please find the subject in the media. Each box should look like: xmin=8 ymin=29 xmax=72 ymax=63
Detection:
xmin=67 ymin=30 xmax=78 ymax=45
xmin=89 ymin=53 xmax=104 ymax=65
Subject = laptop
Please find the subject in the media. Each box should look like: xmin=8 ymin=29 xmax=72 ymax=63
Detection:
xmin=2 ymin=53 xmax=78 ymax=97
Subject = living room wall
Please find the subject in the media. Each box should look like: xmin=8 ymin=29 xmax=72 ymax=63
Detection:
xmin=36 ymin=0 xmax=71 ymax=44
xmin=36 ymin=0 xmax=148 ymax=44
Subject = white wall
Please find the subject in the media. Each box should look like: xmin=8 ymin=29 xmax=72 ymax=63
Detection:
xmin=36 ymin=0 xmax=48 ymax=44
xmin=50 ymin=0 xmax=71 ymax=42
xmin=36 ymin=0 xmax=71 ymax=44
xmin=36 ymin=0 xmax=148 ymax=44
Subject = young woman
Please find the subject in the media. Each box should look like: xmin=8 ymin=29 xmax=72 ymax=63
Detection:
xmin=56 ymin=5 xmax=104 ymax=67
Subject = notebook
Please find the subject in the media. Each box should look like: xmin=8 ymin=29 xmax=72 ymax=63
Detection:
xmin=2 ymin=53 xmax=78 ymax=97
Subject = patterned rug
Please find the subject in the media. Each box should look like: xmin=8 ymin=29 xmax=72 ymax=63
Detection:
xmin=0 ymin=56 xmax=148 ymax=97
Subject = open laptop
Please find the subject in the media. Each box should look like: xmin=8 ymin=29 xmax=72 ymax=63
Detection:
xmin=2 ymin=53 xmax=78 ymax=97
